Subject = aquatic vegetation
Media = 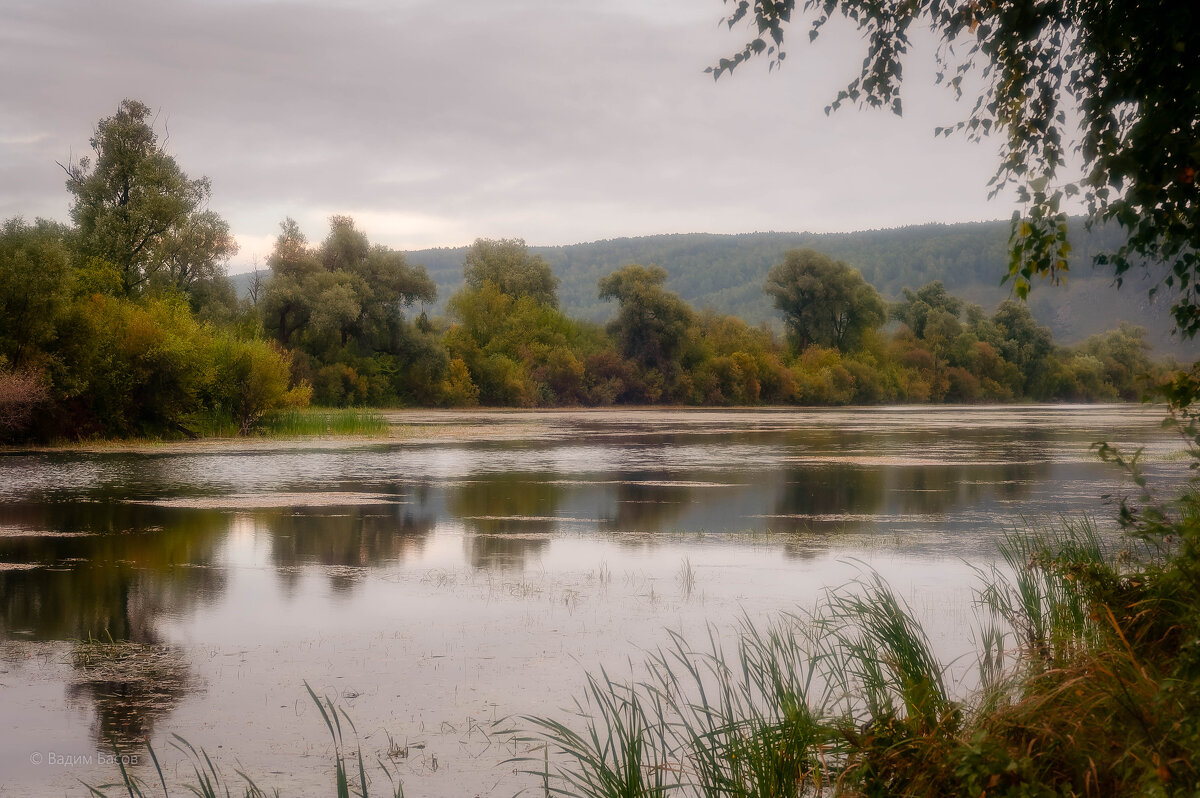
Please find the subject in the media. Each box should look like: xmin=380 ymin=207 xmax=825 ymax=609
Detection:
xmin=513 ymin=511 xmax=1200 ymax=797
xmin=83 ymin=685 xmax=405 ymax=797
xmin=257 ymin=407 xmax=390 ymax=437
xmin=676 ymin=557 xmax=697 ymax=599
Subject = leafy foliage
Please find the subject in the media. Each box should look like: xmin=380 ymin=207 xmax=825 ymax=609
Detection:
xmin=765 ymin=249 xmax=885 ymax=352
xmin=398 ymin=222 xmax=1189 ymax=356
xmin=62 ymin=99 xmax=236 ymax=297
xmin=260 ymin=216 xmax=437 ymax=406
xmin=463 ymin=237 xmax=559 ymax=307
xmin=446 ymin=254 xmax=602 ymax=406
xmin=599 ymin=264 xmax=695 ymax=377
xmin=710 ymin=0 xmax=1200 ymax=338
xmin=0 ymin=102 xmax=302 ymax=441
xmin=0 ymin=99 xmax=1179 ymax=442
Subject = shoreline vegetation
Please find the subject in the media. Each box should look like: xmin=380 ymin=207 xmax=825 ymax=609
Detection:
xmin=0 ymin=402 xmax=1171 ymax=455
xmin=1 ymin=102 xmax=1185 ymax=447
xmin=0 ymin=407 xmax=391 ymax=452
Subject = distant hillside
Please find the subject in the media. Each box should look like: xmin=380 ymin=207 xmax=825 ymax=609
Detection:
xmin=233 ymin=220 xmax=1199 ymax=358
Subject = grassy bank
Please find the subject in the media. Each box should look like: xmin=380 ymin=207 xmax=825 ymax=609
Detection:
xmin=34 ymin=407 xmax=395 ymax=446
xmin=254 ymin=407 xmax=390 ymax=437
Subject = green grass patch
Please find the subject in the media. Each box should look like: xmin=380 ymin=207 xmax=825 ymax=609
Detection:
xmin=256 ymin=407 xmax=390 ymax=437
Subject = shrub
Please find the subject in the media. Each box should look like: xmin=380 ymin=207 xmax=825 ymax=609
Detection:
xmin=0 ymin=364 xmax=49 ymax=437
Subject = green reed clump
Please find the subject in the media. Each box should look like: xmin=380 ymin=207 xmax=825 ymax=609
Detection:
xmin=509 ymin=665 xmax=675 ymax=797
xmin=83 ymin=735 xmax=276 ymax=798
xmin=975 ymin=519 xmax=1112 ymax=669
xmin=258 ymin=407 xmax=389 ymax=437
xmin=514 ymin=576 xmax=943 ymax=798
xmin=651 ymin=620 xmax=837 ymax=797
xmin=176 ymin=407 xmax=389 ymax=439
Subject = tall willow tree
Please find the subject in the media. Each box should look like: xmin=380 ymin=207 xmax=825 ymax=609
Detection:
xmin=61 ymin=99 xmax=236 ymax=296
xmin=598 ymin=264 xmax=695 ymax=373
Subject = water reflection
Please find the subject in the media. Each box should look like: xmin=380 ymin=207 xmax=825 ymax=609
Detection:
xmin=776 ymin=466 xmax=888 ymax=526
xmin=448 ymin=474 xmax=563 ymax=534
xmin=0 ymin=409 xmax=1172 ymax=635
xmin=770 ymin=460 xmax=1046 ymax=533
xmin=67 ymin=641 xmax=191 ymax=746
xmin=266 ymin=506 xmax=436 ymax=590
xmin=0 ymin=406 xmax=1180 ymax=782
xmin=0 ymin=504 xmax=228 ymax=641
xmin=448 ymin=474 xmax=561 ymax=567
xmin=603 ymin=481 xmax=691 ymax=532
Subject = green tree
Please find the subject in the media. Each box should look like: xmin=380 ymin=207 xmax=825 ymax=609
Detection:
xmin=261 ymin=216 xmax=435 ymax=353
xmin=598 ymin=264 xmax=695 ymax=374
xmin=712 ymin=0 xmax=1200 ymax=337
xmin=61 ymin=100 xmax=237 ymax=296
xmin=984 ymin=300 xmax=1054 ymax=396
xmin=68 ymin=296 xmax=216 ymax=436
xmin=464 ymin=238 xmax=559 ymax=306
xmin=893 ymin=281 xmax=963 ymax=339
xmin=318 ymin=216 xmax=437 ymax=348
xmin=1078 ymin=323 xmax=1155 ymax=400
xmin=686 ymin=310 xmax=795 ymax=404
xmin=260 ymin=218 xmax=321 ymax=346
xmin=445 ymin=279 xmax=597 ymax=406
xmin=156 ymin=209 xmax=238 ymax=292
xmin=764 ymin=249 xmax=885 ymax=352
xmin=0 ymin=218 xmax=73 ymax=368
xmin=209 ymin=334 xmax=309 ymax=434
xmin=259 ymin=216 xmax=438 ymax=406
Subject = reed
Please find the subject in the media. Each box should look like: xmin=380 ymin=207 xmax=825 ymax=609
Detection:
xmin=258 ymin=407 xmax=389 ymax=437
xmin=83 ymin=686 xmax=403 ymax=798
xmin=514 ymin=511 xmax=1200 ymax=797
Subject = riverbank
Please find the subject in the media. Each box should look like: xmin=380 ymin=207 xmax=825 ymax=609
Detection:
xmin=3 ymin=401 xmax=1172 ymax=456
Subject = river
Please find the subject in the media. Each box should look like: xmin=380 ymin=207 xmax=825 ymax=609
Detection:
xmin=0 ymin=405 xmax=1184 ymax=796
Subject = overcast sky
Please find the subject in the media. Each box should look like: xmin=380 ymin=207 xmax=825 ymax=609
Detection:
xmin=2 ymin=0 xmax=1024 ymax=269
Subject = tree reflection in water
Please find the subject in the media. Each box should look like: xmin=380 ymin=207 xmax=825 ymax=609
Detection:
xmin=448 ymin=475 xmax=559 ymax=568
xmin=68 ymin=640 xmax=191 ymax=747
xmin=0 ymin=502 xmax=228 ymax=747
xmin=266 ymin=504 xmax=435 ymax=592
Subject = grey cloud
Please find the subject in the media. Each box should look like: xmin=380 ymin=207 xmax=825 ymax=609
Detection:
xmin=1 ymin=0 xmax=1015 ymax=259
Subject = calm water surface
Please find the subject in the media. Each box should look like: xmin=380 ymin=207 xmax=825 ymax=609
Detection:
xmin=0 ymin=406 xmax=1183 ymax=795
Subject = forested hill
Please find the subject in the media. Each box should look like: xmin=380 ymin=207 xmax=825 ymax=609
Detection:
xmin=242 ymin=219 xmax=1195 ymax=357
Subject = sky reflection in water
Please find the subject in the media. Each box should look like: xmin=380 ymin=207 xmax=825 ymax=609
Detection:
xmin=0 ymin=406 xmax=1183 ymax=796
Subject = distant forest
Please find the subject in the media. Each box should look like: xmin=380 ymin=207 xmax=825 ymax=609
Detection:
xmin=366 ymin=220 xmax=1189 ymax=358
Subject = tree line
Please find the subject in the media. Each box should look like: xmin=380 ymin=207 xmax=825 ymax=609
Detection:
xmin=0 ymin=101 xmax=1169 ymax=441
xmin=403 ymin=222 xmax=1193 ymax=359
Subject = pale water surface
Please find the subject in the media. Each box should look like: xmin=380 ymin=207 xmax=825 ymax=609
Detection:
xmin=0 ymin=406 xmax=1184 ymax=796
